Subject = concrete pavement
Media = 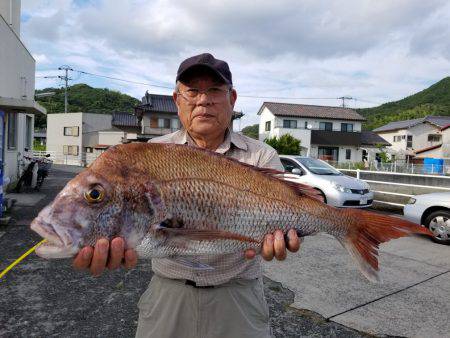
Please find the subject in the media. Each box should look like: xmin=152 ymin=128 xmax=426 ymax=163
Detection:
xmin=264 ymin=233 xmax=450 ymax=337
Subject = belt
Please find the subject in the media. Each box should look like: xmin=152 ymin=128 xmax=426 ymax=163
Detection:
xmin=184 ymin=279 xmax=215 ymax=289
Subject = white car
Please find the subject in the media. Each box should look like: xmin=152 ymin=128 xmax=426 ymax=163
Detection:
xmin=279 ymin=155 xmax=373 ymax=208
xmin=403 ymin=192 xmax=450 ymax=245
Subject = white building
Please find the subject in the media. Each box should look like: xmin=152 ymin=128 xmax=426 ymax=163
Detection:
xmin=258 ymin=102 xmax=369 ymax=163
xmin=47 ymin=113 xmax=116 ymax=165
xmin=373 ymin=116 xmax=450 ymax=160
xmin=0 ymin=0 xmax=46 ymax=188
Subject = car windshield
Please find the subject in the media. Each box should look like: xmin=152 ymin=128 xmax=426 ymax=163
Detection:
xmin=296 ymin=157 xmax=343 ymax=175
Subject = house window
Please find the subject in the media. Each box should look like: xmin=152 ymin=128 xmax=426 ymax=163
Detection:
xmin=85 ymin=147 xmax=93 ymax=153
xmin=26 ymin=116 xmax=33 ymax=149
xmin=64 ymin=126 xmax=79 ymax=136
xmin=428 ymin=134 xmax=442 ymax=142
xmin=172 ymin=119 xmax=180 ymax=130
xmin=407 ymin=135 xmax=413 ymax=148
xmin=7 ymin=113 xmax=17 ymax=150
xmin=341 ymin=123 xmax=353 ymax=132
xmin=319 ymin=122 xmax=332 ymax=131
xmin=158 ymin=118 xmax=171 ymax=129
xmin=283 ymin=119 xmax=297 ymax=129
xmin=63 ymin=145 xmax=79 ymax=156
xmin=345 ymin=149 xmax=351 ymax=160
xmin=304 ymin=121 xmax=308 ymax=129
xmin=265 ymin=121 xmax=271 ymax=131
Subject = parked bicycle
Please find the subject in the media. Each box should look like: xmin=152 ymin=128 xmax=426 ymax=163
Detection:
xmin=15 ymin=153 xmax=53 ymax=193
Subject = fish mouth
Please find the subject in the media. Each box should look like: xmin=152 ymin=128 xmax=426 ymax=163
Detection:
xmin=30 ymin=219 xmax=79 ymax=258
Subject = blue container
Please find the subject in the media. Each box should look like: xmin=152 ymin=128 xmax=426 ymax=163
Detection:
xmin=423 ymin=157 xmax=444 ymax=175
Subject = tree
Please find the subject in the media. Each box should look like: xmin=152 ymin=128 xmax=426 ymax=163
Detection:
xmin=264 ymin=134 xmax=301 ymax=155
xmin=241 ymin=124 xmax=259 ymax=139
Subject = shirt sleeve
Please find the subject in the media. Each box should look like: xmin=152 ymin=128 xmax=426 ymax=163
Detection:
xmin=258 ymin=147 xmax=284 ymax=171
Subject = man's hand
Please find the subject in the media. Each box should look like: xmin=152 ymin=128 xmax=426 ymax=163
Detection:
xmin=245 ymin=229 xmax=300 ymax=261
xmin=73 ymin=237 xmax=138 ymax=277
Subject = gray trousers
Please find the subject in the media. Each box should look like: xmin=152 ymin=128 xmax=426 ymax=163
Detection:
xmin=135 ymin=275 xmax=272 ymax=338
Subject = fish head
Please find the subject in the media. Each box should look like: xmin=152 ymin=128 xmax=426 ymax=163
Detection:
xmin=30 ymin=169 xmax=125 ymax=259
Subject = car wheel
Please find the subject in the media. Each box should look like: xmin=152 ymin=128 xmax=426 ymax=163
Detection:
xmin=424 ymin=210 xmax=450 ymax=245
xmin=314 ymin=189 xmax=327 ymax=204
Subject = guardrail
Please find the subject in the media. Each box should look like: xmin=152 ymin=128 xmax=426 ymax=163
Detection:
xmin=330 ymin=161 xmax=450 ymax=175
xmin=340 ymin=168 xmax=450 ymax=207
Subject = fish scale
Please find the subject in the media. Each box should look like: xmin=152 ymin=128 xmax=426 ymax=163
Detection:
xmin=31 ymin=142 xmax=433 ymax=282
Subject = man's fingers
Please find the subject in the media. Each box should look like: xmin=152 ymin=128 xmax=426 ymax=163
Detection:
xmin=261 ymin=234 xmax=274 ymax=261
xmin=73 ymin=247 xmax=93 ymax=270
xmin=286 ymin=229 xmax=301 ymax=253
xmin=273 ymin=230 xmax=287 ymax=260
xmin=107 ymin=237 xmax=125 ymax=270
xmin=244 ymin=249 xmax=256 ymax=259
xmin=123 ymin=249 xmax=138 ymax=269
xmin=90 ymin=238 xmax=109 ymax=277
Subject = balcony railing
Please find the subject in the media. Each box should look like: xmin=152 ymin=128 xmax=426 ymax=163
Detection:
xmin=311 ymin=129 xmax=361 ymax=146
xmin=274 ymin=125 xmax=359 ymax=132
xmin=143 ymin=126 xmax=180 ymax=136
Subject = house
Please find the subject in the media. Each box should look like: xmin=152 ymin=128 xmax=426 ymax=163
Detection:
xmin=258 ymin=102 xmax=368 ymax=162
xmin=413 ymin=124 xmax=450 ymax=159
xmin=134 ymin=92 xmax=180 ymax=141
xmin=373 ymin=116 xmax=450 ymax=160
xmin=134 ymin=91 xmax=244 ymax=141
xmin=0 ymin=1 xmax=46 ymax=188
xmin=46 ymin=113 xmax=113 ymax=165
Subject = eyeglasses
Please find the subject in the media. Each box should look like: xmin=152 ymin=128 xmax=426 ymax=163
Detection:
xmin=177 ymin=86 xmax=231 ymax=103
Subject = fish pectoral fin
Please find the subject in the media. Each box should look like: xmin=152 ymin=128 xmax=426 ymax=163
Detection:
xmin=161 ymin=228 xmax=259 ymax=244
xmin=172 ymin=257 xmax=214 ymax=271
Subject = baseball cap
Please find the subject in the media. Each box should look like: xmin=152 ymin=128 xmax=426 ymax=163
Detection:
xmin=176 ymin=53 xmax=232 ymax=85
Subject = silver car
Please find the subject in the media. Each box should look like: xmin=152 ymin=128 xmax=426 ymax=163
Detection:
xmin=279 ymin=156 xmax=373 ymax=208
xmin=403 ymin=192 xmax=450 ymax=245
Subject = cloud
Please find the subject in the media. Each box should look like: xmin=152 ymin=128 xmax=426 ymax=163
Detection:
xmin=20 ymin=0 xmax=450 ymax=128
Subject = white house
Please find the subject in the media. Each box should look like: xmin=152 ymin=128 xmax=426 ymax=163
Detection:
xmin=258 ymin=102 xmax=370 ymax=163
xmin=47 ymin=113 xmax=115 ymax=165
xmin=0 ymin=0 xmax=46 ymax=188
xmin=373 ymin=116 xmax=450 ymax=160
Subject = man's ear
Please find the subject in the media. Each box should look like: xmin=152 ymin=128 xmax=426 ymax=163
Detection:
xmin=229 ymin=88 xmax=237 ymax=108
xmin=173 ymin=91 xmax=180 ymax=108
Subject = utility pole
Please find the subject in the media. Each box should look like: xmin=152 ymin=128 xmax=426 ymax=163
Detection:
xmin=58 ymin=65 xmax=73 ymax=113
xmin=338 ymin=96 xmax=353 ymax=108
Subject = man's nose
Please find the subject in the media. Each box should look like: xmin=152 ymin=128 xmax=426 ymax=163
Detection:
xmin=196 ymin=92 xmax=212 ymax=105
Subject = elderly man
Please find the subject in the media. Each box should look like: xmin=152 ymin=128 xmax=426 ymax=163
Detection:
xmin=73 ymin=53 xmax=301 ymax=338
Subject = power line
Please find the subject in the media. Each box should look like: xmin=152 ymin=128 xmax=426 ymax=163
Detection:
xmin=35 ymin=67 xmax=382 ymax=105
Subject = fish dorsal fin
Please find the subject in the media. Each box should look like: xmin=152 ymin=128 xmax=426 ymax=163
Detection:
xmin=172 ymin=144 xmax=324 ymax=202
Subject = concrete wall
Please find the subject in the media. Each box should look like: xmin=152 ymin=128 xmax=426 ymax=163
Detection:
xmin=47 ymin=113 xmax=83 ymax=155
xmin=98 ymin=131 xmax=124 ymax=145
xmin=0 ymin=10 xmax=34 ymax=101
xmin=0 ymin=0 xmax=20 ymax=36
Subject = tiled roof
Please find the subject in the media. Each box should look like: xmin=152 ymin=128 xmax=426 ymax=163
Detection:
xmin=373 ymin=116 xmax=450 ymax=133
xmin=139 ymin=92 xmax=177 ymax=113
xmin=415 ymin=143 xmax=443 ymax=155
xmin=258 ymin=102 xmax=366 ymax=121
xmin=360 ymin=131 xmax=391 ymax=146
xmin=112 ymin=112 xmax=139 ymax=127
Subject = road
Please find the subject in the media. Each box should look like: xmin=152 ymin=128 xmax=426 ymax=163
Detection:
xmin=1 ymin=164 xmax=449 ymax=337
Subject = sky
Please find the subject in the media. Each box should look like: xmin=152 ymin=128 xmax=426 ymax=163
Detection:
xmin=21 ymin=0 xmax=450 ymax=129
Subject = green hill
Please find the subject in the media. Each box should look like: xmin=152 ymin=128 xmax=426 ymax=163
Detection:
xmin=35 ymin=83 xmax=140 ymax=128
xmin=359 ymin=77 xmax=450 ymax=130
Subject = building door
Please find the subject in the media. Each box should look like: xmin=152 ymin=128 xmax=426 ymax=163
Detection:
xmin=318 ymin=146 xmax=339 ymax=161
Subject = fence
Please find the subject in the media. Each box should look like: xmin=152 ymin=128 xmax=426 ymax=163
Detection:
xmin=340 ymin=168 xmax=450 ymax=207
xmin=329 ymin=160 xmax=450 ymax=176
xmin=32 ymin=150 xmax=101 ymax=167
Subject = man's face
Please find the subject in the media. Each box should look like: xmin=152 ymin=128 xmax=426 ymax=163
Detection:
xmin=173 ymin=72 xmax=237 ymax=138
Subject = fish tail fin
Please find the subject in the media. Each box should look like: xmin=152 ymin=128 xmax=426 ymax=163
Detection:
xmin=335 ymin=209 xmax=432 ymax=283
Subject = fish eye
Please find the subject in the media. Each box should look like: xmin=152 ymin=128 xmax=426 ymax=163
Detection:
xmin=84 ymin=186 xmax=105 ymax=203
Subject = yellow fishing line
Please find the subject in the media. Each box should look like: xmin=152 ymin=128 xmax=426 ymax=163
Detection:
xmin=0 ymin=239 xmax=47 ymax=279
